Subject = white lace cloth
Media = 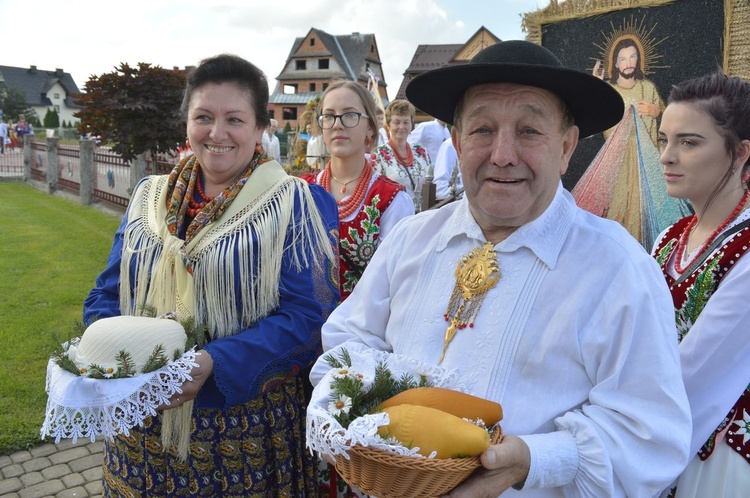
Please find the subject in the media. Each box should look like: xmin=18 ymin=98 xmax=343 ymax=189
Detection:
xmin=40 ymin=346 xmax=199 ymax=444
xmin=306 ymin=348 xmax=468 ymax=461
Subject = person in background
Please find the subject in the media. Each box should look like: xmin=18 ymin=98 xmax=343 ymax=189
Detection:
xmin=372 ymin=99 xmax=430 ymax=212
xmin=376 ymin=106 xmax=388 ymax=147
xmin=83 ymin=53 xmax=339 ymax=496
xmin=311 ymin=40 xmax=691 ymax=497
xmin=306 ymin=120 xmax=327 ymax=170
xmin=0 ymin=118 xmax=7 ymax=154
xmin=408 ymin=116 xmax=451 ymax=165
xmin=14 ymin=114 xmax=30 ymax=147
xmin=433 ymin=135 xmax=462 ymax=201
xmin=263 ymin=118 xmax=281 ymax=163
xmin=653 ymin=70 xmax=750 ymax=498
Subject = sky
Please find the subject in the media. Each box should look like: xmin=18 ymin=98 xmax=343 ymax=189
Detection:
xmin=1 ymin=0 xmax=547 ymax=99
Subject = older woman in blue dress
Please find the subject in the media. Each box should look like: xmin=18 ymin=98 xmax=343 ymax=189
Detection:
xmin=83 ymin=54 xmax=339 ymax=496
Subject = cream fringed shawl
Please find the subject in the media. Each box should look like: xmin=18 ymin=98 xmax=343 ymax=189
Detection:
xmin=118 ymin=160 xmax=335 ymax=337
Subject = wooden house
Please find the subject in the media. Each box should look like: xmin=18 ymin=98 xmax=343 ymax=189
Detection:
xmin=396 ymin=27 xmax=500 ymax=122
xmin=270 ymin=28 xmax=388 ymax=131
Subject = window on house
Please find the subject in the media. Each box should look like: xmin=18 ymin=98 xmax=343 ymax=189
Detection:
xmin=283 ymin=107 xmax=298 ymax=120
xmin=54 ymin=105 xmax=60 ymax=113
xmin=310 ymin=39 xmax=315 ymax=46
xmin=366 ymin=63 xmax=370 ymax=72
xmin=53 ymin=93 xmax=60 ymax=99
xmin=318 ymin=58 xmax=329 ymax=69
xmin=323 ymin=83 xmax=329 ymax=91
xmin=269 ymin=109 xmax=274 ymax=119
xmin=283 ymin=84 xmax=298 ymax=94
xmin=309 ymin=83 xmax=316 ymax=92
xmin=296 ymin=60 xmax=306 ymax=70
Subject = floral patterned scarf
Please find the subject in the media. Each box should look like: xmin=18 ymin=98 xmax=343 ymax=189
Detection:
xmin=165 ymin=144 xmax=271 ymax=243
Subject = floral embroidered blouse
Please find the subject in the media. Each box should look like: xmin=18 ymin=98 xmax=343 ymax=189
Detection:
xmin=372 ymin=142 xmax=430 ymax=212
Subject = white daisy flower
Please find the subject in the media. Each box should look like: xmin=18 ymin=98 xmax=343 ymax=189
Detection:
xmin=328 ymin=395 xmax=352 ymax=415
xmin=348 ymin=368 xmax=372 ymax=384
xmin=331 ymin=367 xmax=352 ymax=379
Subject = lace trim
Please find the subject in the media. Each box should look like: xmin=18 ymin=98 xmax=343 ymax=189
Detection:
xmin=41 ymin=349 xmax=199 ymax=444
xmin=306 ymin=348 xmax=467 ymax=461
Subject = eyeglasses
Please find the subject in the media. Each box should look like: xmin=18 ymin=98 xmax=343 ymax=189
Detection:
xmin=317 ymin=112 xmax=369 ymax=129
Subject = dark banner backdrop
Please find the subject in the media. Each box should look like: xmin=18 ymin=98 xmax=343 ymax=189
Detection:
xmin=539 ymin=0 xmax=725 ymax=190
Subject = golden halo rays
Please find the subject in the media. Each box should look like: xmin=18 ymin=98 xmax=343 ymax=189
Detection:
xmin=592 ymin=14 xmax=670 ymax=79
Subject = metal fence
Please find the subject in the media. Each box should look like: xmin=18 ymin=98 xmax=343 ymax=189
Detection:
xmin=0 ymin=139 xmax=180 ymax=211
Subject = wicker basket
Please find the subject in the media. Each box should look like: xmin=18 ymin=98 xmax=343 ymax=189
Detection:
xmin=335 ymin=427 xmax=502 ymax=498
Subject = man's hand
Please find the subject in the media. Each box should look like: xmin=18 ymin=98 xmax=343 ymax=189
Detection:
xmin=159 ymin=350 xmax=214 ymax=411
xmin=441 ymin=435 xmax=530 ymax=497
xmin=592 ymin=60 xmax=605 ymax=80
xmin=635 ymin=101 xmax=661 ymax=118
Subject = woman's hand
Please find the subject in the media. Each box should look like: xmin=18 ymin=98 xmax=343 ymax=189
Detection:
xmin=159 ymin=350 xmax=214 ymax=411
xmin=441 ymin=435 xmax=530 ymax=497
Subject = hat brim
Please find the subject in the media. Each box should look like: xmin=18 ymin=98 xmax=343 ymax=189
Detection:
xmin=406 ymin=63 xmax=625 ymax=138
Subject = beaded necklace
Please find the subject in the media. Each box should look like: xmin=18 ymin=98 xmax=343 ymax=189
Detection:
xmin=675 ymin=189 xmax=750 ymax=273
xmin=186 ymin=173 xmax=215 ymax=218
xmin=388 ymin=139 xmax=414 ymax=167
xmin=321 ymin=159 xmax=373 ymax=219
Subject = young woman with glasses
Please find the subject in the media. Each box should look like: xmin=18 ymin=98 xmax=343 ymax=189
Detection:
xmin=301 ymin=80 xmax=413 ymax=498
xmin=302 ymin=81 xmax=414 ymax=302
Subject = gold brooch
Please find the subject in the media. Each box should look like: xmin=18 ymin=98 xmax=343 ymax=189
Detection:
xmin=439 ymin=242 xmax=501 ymax=364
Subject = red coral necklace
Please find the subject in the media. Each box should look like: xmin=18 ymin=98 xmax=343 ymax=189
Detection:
xmin=321 ymin=159 xmax=373 ymax=219
xmin=389 ymin=139 xmax=414 ymax=167
xmin=674 ymin=189 xmax=750 ymax=273
xmin=187 ymin=173 xmax=215 ymax=218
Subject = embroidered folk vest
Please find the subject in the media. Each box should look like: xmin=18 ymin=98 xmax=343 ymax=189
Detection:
xmin=303 ymin=173 xmax=403 ymax=300
xmin=654 ymin=217 xmax=750 ymax=464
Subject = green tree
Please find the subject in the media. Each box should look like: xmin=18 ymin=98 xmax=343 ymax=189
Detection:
xmin=283 ymin=121 xmax=292 ymax=134
xmin=43 ymin=108 xmax=60 ymax=128
xmin=0 ymin=86 xmax=36 ymax=122
xmin=74 ymin=62 xmax=186 ymax=162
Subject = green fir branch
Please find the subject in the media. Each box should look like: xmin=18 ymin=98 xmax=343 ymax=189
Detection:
xmin=115 ymin=350 xmax=137 ymax=377
xmin=141 ymin=345 xmax=169 ymax=374
xmin=325 ymin=349 xmax=434 ymax=429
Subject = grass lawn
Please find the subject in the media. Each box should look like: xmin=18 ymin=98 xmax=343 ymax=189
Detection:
xmin=0 ymin=183 xmax=121 ymax=455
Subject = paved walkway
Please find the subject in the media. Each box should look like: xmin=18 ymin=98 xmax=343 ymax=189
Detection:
xmin=0 ymin=439 xmax=103 ymax=498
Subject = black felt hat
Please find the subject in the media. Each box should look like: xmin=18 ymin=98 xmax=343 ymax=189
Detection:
xmin=405 ymin=40 xmax=624 ymax=138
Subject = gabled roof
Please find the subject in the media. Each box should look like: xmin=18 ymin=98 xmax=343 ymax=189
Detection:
xmin=284 ymin=28 xmax=381 ymax=82
xmin=0 ymin=65 xmax=82 ymax=108
xmin=396 ymin=26 xmax=501 ymax=99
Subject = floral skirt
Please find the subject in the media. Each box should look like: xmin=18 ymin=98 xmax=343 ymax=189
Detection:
xmin=102 ymin=375 xmax=317 ymax=497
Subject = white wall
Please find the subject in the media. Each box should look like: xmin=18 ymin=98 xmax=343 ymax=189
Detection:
xmin=32 ymin=81 xmax=79 ymax=127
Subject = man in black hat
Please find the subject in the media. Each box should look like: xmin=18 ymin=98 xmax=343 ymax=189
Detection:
xmin=310 ymin=40 xmax=690 ymax=496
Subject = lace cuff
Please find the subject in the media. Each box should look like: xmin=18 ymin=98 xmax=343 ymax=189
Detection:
xmin=40 ymin=349 xmax=199 ymax=443
xmin=306 ymin=348 xmax=467 ymax=460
